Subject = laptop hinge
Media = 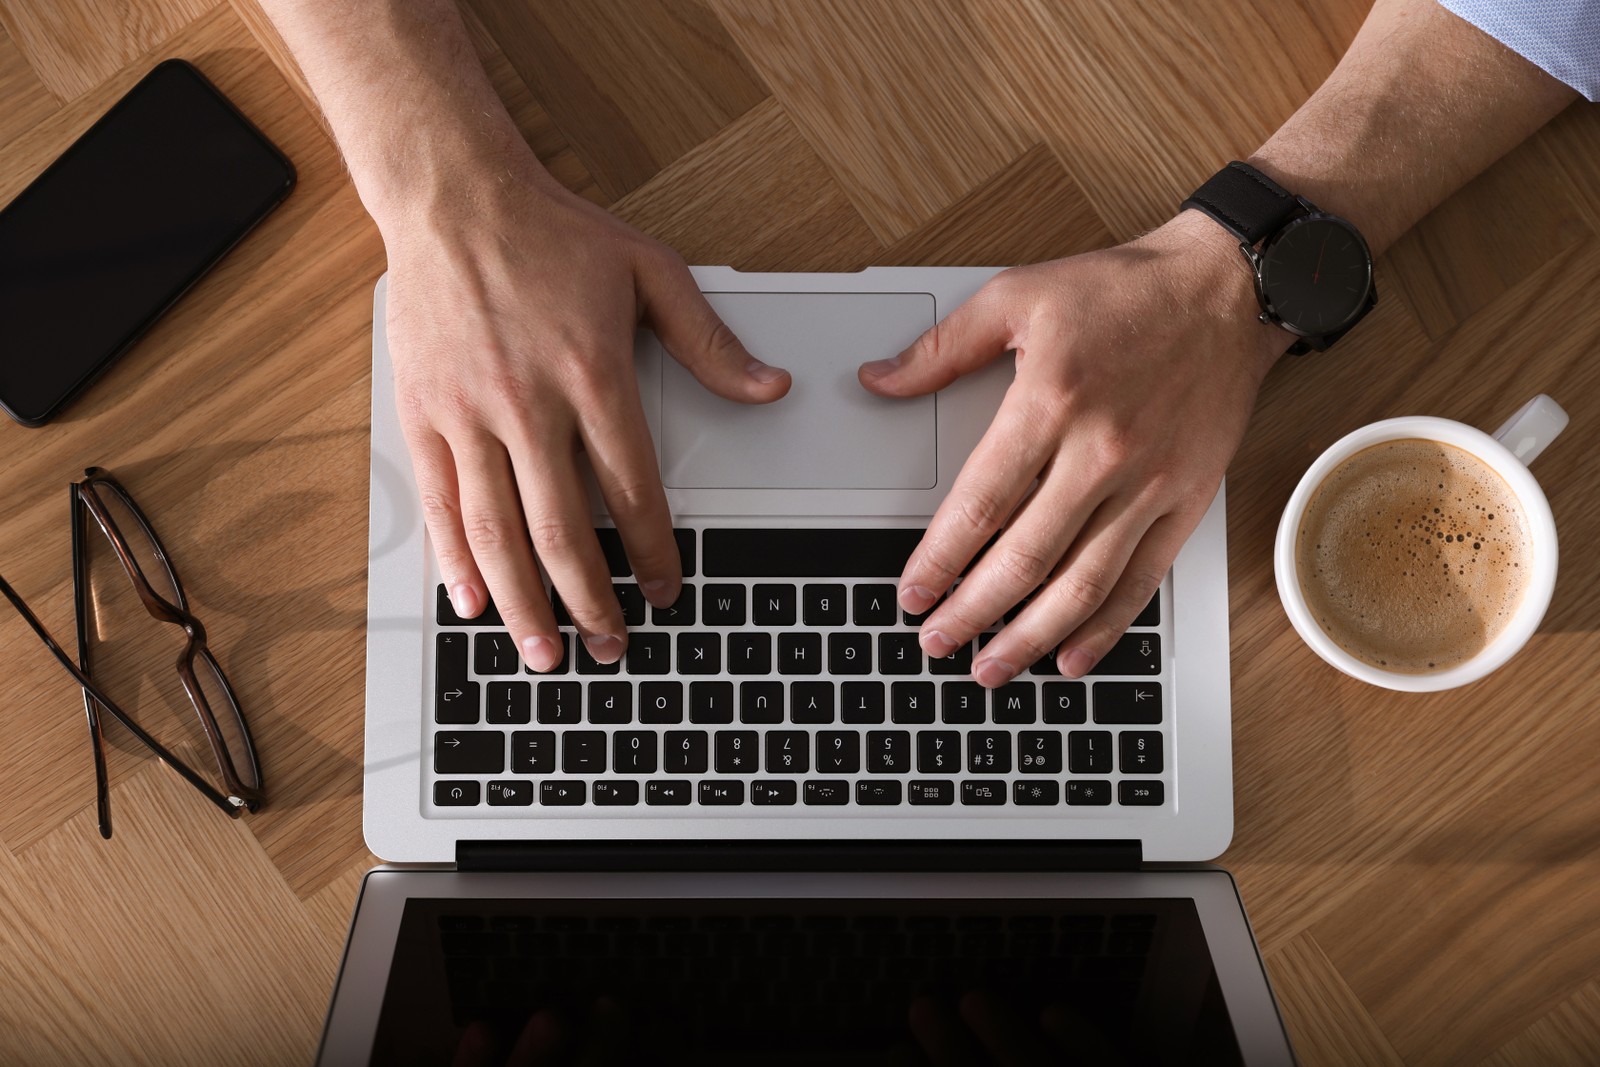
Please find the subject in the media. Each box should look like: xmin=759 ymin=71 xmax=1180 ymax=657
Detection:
xmin=456 ymin=840 xmax=1142 ymax=873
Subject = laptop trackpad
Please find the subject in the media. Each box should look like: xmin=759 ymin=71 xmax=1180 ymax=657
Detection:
xmin=659 ymin=291 xmax=938 ymax=490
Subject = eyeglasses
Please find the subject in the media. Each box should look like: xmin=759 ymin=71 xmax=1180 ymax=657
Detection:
xmin=0 ymin=467 xmax=263 ymax=838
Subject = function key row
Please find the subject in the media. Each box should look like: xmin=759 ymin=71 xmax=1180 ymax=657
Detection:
xmin=437 ymin=677 xmax=1161 ymax=727
xmin=434 ymin=728 xmax=1163 ymax=777
xmin=435 ymin=777 xmax=1164 ymax=808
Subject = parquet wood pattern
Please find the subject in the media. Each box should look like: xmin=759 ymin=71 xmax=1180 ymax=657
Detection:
xmin=0 ymin=1 xmax=1595 ymax=1063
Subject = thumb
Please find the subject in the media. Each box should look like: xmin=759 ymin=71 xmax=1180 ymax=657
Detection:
xmin=859 ymin=282 xmax=1016 ymax=397
xmin=637 ymin=253 xmax=791 ymax=404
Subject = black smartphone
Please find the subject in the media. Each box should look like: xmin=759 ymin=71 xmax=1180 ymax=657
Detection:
xmin=0 ymin=59 xmax=295 ymax=427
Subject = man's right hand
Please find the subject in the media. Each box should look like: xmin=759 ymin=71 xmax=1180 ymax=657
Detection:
xmin=384 ymin=163 xmax=790 ymax=670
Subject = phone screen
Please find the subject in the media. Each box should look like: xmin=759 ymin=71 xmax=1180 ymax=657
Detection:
xmin=0 ymin=59 xmax=294 ymax=426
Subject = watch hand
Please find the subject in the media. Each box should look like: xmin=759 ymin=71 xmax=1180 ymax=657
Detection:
xmin=1313 ymin=231 xmax=1330 ymax=285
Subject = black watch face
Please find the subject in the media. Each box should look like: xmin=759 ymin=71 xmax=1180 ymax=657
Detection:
xmin=1258 ymin=215 xmax=1373 ymax=337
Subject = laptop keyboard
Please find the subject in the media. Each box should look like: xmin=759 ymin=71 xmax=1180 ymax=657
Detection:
xmin=430 ymin=527 xmax=1168 ymax=812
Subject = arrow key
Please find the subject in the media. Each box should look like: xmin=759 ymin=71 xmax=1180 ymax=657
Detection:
xmin=435 ymin=679 xmax=480 ymax=724
xmin=434 ymin=731 xmax=504 ymax=774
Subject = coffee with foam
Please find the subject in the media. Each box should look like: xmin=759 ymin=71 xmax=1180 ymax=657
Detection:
xmin=1295 ymin=438 xmax=1531 ymax=673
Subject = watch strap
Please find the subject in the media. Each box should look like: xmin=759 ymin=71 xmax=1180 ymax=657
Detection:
xmin=1181 ymin=161 xmax=1301 ymax=246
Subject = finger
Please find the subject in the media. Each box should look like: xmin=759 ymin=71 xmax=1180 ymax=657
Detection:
xmin=859 ymin=278 xmax=1017 ymax=397
xmin=907 ymin=994 xmax=985 ymax=1067
xmin=1052 ymin=511 xmax=1191 ymax=678
xmin=578 ymin=387 xmax=682 ymax=608
xmin=898 ymin=389 xmax=1059 ymax=615
xmin=637 ymin=251 xmax=790 ymax=403
xmin=576 ymin=997 xmax=627 ymax=1067
xmin=509 ymin=442 xmax=628 ymax=663
xmin=448 ymin=1020 xmax=499 ymax=1067
xmin=973 ymin=497 xmax=1151 ymax=686
xmin=449 ymin=429 xmax=565 ymax=672
xmin=918 ymin=458 xmax=1105 ymax=673
xmin=506 ymin=1008 xmax=566 ymax=1067
xmin=404 ymin=425 xmax=488 ymax=620
xmin=958 ymin=989 xmax=1057 ymax=1067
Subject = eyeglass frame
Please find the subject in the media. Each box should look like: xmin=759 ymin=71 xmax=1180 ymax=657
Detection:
xmin=0 ymin=467 xmax=263 ymax=838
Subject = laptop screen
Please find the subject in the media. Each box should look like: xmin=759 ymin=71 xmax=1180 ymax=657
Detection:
xmin=366 ymin=895 xmax=1243 ymax=1065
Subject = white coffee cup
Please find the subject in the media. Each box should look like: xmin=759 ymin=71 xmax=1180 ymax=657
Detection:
xmin=1274 ymin=395 xmax=1567 ymax=692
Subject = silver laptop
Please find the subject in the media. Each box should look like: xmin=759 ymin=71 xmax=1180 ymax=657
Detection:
xmin=331 ymin=269 xmax=1289 ymax=1064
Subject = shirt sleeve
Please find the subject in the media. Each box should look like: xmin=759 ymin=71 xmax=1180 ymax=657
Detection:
xmin=1439 ymin=0 xmax=1600 ymax=101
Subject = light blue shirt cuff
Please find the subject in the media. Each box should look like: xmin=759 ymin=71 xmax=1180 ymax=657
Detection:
xmin=1439 ymin=0 xmax=1600 ymax=101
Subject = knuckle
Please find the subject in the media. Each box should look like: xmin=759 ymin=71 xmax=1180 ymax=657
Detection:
xmin=463 ymin=510 xmax=520 ymax=553
xmin=989 ymin=540 xmax=1057 ymax=591
xmin=951 ymin=488 xmax=1008 ymax=538
xmin=1055 ymin=566 xmax=1115 ymax=615
xmin=526 ymin=516 xmax=581 ymax=560
xmin=705 ymin=318 xmax=743 ymax=362
xmin=606 ymin=479 xmax=663 ymax=524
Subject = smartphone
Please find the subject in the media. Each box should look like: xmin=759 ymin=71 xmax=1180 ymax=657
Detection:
xmin=0 ymin=59 xmax=295 ymax=427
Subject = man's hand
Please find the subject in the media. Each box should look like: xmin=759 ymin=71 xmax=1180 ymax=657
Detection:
xmin=862 ymin=212 xmax=1284 ymax=687
xmin=387 ymin=168 xmax=789 ymax=668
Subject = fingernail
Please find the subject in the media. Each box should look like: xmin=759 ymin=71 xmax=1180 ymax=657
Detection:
xmin=1061 ymin=648 xmax=1095 ymax=678
xmin=585 ymin=633 xmax=624 ymax=663
xmin=899 ymin=585 xmax=937 ymax=614
xmin=746 ymin=358 xmax=787 ymax=384
xmin=861 ymin=355 xmax=901 ymax=379
xmin=922 ymin=629 xmax=959 ymax=659
xmin=973 ymin=658 xmax=1015 ymax=688
xmin=522 ymin=636 xmax=561 ymax=673
xmin=451 ymin=583 xmax=480 ymax=619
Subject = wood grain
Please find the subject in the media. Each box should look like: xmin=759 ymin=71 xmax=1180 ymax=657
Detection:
xmin=0 ymin=0 xmax=1596 ymax=1064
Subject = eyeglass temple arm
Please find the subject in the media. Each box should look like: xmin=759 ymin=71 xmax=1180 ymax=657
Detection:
xmin=71 ymin=485 xmax=113 ymax=838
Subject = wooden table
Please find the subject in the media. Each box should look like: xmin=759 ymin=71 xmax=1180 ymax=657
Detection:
xmin=2 ymin=1 xmax=1596 ymax=1063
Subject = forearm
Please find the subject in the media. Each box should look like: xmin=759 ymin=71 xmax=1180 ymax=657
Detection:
xmin=254 ymin=0 xmax=549 ymax=236
xmin=1247 ymin=0 xmax=1577 ymax=254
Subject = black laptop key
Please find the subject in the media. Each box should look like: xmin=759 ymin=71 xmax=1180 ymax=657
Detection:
xmin=739 ymin=681 xmax=783 ymax=723
xmin=511 ymin=731 xmax=555 ymax=774
xmin=766 ymin=730 xmax=810 ymax=773
xmin=1120 ymin=731 xmax=1163 ymax=773
xmin=778 ymin=632 xmax=822 ymax=675
xmin=574 ymin=640 xmax=620 ymax=675
xmin=686 ymin=681 xmax=733 ymax=724
xmin=842 ymin=681 xmax=886 ymax=723
xmin=550 ymin=590 xmax=572 ymax=626
xmin=1089 ymin=632 xmax=1160 ymax=675
xmin=485 ymin=681 xmax=530 ymax=724
xmin=790 ymin=681 xmax=834 ymax=723
xmin=435 ymin=731 xmax=504 ymax=774
xmin=646 ymin=780 xmax=691 ymax=806
xmin=699 ymin=780 xmax=744 ymax=806
xmin=867 ymin=730 xmax=910 ymax=773
xmin=1018 ymin=731 xmax=1062 ymax=773
xmin=639 ymin=681 xmax=684 ymax=724
xmin=857 ymin=780 xmax=902 ymax=805
xmin=1093 ymin=682 xmax=1162 ymax=724
xmin=702 ymin=584 xmax=746 ymax=625
xmin=626 ymin=632 xmax=671 ymax=675
xmin=853 ymin=584 xmax=899 ymax=626
xmin=436 ymin=584 xmax=503 ymax=626
xmin=1119 ymin=780 xmax=1164 ymax=806
xmin=562 ymin=730 xmax=607 ymax=774
xmin=474 ymin=632 xmax=519 ymax=675
xmin=1043 ymin=681 xmax=1088 ymax=723
xmin=435 ymin=780 xmax=480 ymax=806
xmin=752 ymin=780 xmax=797 ymax=805
xmin=828 ymin=632 xmax=872 ymax=674
xmin=752 ymin=584 xmax=797 ymax=625
xmin=1133 ymin=591 xmax=1160 ymax=628
xmin=967 ymin=731 xmax=1011 ymax=773
xmin=803 ymin=584 xmax=847 ymax=625
xmin=1014 ymin=780 xmax=1060 ymax=806
xmin=992 ymin=683 xmax=1037 ymax=723
xmin=652 ymin=584 xmax=695 ymax=626
xmin=714 ymin=731 xmax=759 ymax=774
xmin=613 ymin=583 xmax=646 ymax=626
xmin=537 ymin=681 xmax=582 ymax=724
xmin=728 ymin=633 xmax=772 ymax=675
xmin=941 ymin=682 xmax=986 ymax=723
xmin=614 ymin=731 xmax=658 ymax=774
xmin=594 ymin=780 xmax=640 ymax=806
xmin=664 ymin=730 xmax=709 ymax=774
xmin=891 ymin=681 xmax=935 ymax=724
xmin=587 ymin=681 xmax=632 ymax=724
xmin=1068 ymin=731 xmax=1114 ymax=774
xmin=703 ymin=528 xmax=921 ymax=577
xmin=436 ymin=679 xmax=480 ymax=725
xmin=917 ymin=731 xmax=960 ymax=774
xmin=437 ymin=632 xmax=468 ymax=685
xmin=541 ymin=781 xmax=585 ymax=806
xmin=593 ymin=527 xmax=695 ymax=578
xmin=1028 ymin=653 xmax=1061 ymax=676
xmin=677 ymin=632 xmax=720 ymax=674
xmin=803 ymin=780 xmax=850 ymax=805
xmin=928 ymin=641 xmax=974 ymax=676
xmin=817 ymin=730 xmax=861 ymax=773
xmin=878 ymin=632 xmax=923 ymax=675
xmin=486 ymin=780 xmax=533 ymax=806
xmin=909 ymin=780 xmax=954 ymax=805
xmin=961 ymin=781 xmax=1005 ymax=806
xmin=1066 ymin=780 xmax=1112 ymax=806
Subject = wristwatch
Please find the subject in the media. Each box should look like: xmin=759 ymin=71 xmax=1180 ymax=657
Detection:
xmin=1182 ymin=161 xmax=1376 ymax=355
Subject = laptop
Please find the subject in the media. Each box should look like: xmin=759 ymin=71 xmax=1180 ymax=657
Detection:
xmin=326 ymin=269 xmax=1294 ymax=1064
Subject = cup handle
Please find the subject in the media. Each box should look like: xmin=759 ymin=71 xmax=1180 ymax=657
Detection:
xmin=1492 ymin=394 xmax=1568 ymax=465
